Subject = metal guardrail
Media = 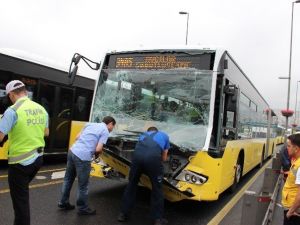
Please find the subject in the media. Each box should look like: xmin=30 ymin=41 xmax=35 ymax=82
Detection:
xmin=240 ymin=153 xmax=282 ymax=225
xmin=261 ymin=173 xmax=282 ymax=225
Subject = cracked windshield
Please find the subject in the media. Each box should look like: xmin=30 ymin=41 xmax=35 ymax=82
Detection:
xmin=91 ymin=68 xmax=213 ymax=151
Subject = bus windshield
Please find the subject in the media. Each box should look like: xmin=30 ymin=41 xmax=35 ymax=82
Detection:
xmin=91 ymin=68 xmax=213 ymax=151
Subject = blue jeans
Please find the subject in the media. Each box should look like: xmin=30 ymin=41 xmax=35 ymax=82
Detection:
xmin=59 ymin=151 xmax=91 ymax=211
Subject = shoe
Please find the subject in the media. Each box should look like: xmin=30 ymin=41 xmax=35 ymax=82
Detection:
xmin=154 ymin=218 xmax=168 ymax=225
xmin=117 ymin=212 xmax=128 ymax=222
xmin=58 ymin=202 xmax=75 ymax=210
xmin=77 ymin=208 xmax=96 ymax=215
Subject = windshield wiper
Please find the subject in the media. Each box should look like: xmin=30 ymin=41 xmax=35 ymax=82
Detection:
xmin=111 ymin=129 xmax=143 ymax=138
xmin=122 ymin=129 xmax=143 ymax=135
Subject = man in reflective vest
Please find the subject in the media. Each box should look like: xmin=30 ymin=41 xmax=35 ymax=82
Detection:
xmin=0 ymin=80 xmax=49 ymax=225
xmin=118 ymin=126 xmax=170 ymax=225
xmin=281 ymin=133 xmax=300 ymax=225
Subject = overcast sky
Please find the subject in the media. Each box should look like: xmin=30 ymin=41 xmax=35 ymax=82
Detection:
xmin=1 ymin=0 xmax=300 ymax=112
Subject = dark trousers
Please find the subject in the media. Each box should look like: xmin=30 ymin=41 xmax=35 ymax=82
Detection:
xmin=8 ymin=156 xmax=43 ymax=225
xmin=121 ymin=151 xmax=164 ymax=219
xmin=284 ymin=210 xmax=300 ymax=225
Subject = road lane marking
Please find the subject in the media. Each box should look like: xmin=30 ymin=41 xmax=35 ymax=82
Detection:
xmin=51 ymin=171 xmax=66 ymax=179
xmin=207 ymin=159 xmax=272 ymax=225
xmin=0 ymin=180 xmax=64 ymax=194
xmin=38 ymin=168 xmax=66 ymax=173
xmin=0 ymin=167 xmax=65 ymax=178
xmin=35 ymin=175 xmax=47 ymax=180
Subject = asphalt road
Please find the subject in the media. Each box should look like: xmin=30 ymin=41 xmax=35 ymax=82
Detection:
xmin=0 ymin=156 xmax=270 ymax=225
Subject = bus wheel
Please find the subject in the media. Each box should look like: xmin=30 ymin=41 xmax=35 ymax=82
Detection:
xmin=230 ymin=157 xmax=243 ymax=192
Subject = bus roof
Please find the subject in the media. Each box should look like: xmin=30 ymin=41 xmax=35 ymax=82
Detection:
xmin=106 ymin=45 xmax=225 ymax=54
xmin=0 ymin=48 xmax=69 ymax=72
xmin=0 ymin=48 xmax=95 ymax=90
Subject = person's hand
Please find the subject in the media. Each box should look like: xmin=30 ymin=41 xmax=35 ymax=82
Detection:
xmin=95 ymin=150 xmax=102 ymax=159
xmin=287 ymin=210 xmax=300 ymax=218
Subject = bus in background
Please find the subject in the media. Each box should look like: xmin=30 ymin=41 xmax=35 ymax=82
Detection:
xmin=69 ymin=46 xmax=277 ymax=202
xmin=0 ymin=50 xmax=94 ymax=160
xmin=275 ymin=125 xmax=285 ymax=145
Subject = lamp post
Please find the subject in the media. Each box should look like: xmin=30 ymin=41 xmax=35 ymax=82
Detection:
xmin=281 ymin=0 xmax=300 ymax=133
xmin=294 ymin=80 xmax=300 ymax=124
xmin=179 ymin=11 xmax=189 ymax=45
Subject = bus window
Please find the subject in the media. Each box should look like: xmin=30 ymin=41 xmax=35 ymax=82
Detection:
xmin=58 ymin=88 xmax=73 ymax=119
xmin=38 ymin=81 xmax=75 ymax=152
xmin=73 ymin=88 xmax=93 ymax=121
xmin=0 ymin=89 xmax=9 ymax=114
xmin=39 ymin=82 xmax=55 ymax=117
xmin=92 ymin=68 xmax=212 ymax=152
xmin=53 ymin=86 xmax=74 ymax=151
xmin=0 ymin=73 xmax=12 ymax=113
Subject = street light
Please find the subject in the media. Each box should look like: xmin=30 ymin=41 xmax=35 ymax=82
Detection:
xmin=294 ymin=80 xmax=300 ymax=124
xmin=282 ymin=0 xmax=300 ymax=133
xmin=179 ymin=11 xmax=189 ymax=45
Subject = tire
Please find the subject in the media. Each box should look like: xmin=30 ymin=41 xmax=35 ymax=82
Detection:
xmin=230 ymin=156 xmax=243 ymax=193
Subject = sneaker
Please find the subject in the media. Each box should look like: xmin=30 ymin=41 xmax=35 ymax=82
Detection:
xmin=58 ymin=202 xmax=75 ymax=210
xmin=154 ymin=218 xmax=168 ymax=225
xmin=117 ymin=212 xmax=128 ymax=222
xmin=77 ymin=208 xmax=96 ymax=216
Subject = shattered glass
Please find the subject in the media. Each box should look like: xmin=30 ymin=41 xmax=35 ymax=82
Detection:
xmin=91 ymin=68 xmax=213 ymax=152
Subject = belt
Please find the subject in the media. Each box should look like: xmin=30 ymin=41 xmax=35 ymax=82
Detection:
xmin=8 ymin=147 xmax=44 ymax=164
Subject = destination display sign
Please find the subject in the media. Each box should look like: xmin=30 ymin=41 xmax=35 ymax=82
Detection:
xmin=107 ymin=52 xmax=213 ymax=70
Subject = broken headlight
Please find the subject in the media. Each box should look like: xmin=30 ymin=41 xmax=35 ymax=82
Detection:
xmin=176 ymin=170 xmax=207 ymax=185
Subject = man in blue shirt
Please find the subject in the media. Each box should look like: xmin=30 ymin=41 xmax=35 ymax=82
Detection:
xmin=118 ymin=126 xmax=170 ymax=225
xmin=58 ymin=116 xmax=116 ymax=215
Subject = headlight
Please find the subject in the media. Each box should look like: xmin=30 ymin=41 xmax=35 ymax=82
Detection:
xmin=185 ymin=173 xmax=191 ymax=181
xmin=176 ymin=170 xmax=207 ymax=185
xmin=191 ymin=175 xmax=197 ymax=183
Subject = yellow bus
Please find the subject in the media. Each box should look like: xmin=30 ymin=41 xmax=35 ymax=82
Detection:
xmin=275 ymin=125 xmax=285 ymax=145
xmin=69 ymin=47 xmax=277 ymax=202
xmin=0 ymin=50 xmax=94 ymax=160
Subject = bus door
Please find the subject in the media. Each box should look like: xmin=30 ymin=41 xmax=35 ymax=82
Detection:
xmin=38 ymin=81 xmax=75 ymax=154
xmin=220 ymin=80 xmax=239 ymax=147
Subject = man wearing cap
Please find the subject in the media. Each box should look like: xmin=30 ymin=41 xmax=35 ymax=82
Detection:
xmin=0 ymin=80 xmax=49 ymax=225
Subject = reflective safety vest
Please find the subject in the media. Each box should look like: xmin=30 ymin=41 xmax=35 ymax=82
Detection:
xmin=282 ymin=157 xmax=300 ymax=208
xmin=8 ymin=97 xmax=47 ymax=164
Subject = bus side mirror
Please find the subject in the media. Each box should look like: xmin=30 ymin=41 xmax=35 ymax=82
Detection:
xmin=68 ymin=53 xmax=100 ymax=86
xmin=224 ymin=85 xmax=238 ymax=112
xmin=231 ymin=89 xmax=237 ymax=102
xmin=224 ymin=85 xmax=236 ymax=96
xmin=227 ymin=95 xmax=237 ymax=111
xmin=68 ymin=65 xmax=78 ymax=85
xmin=73 ymin=54 xmax=81 ymax=65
